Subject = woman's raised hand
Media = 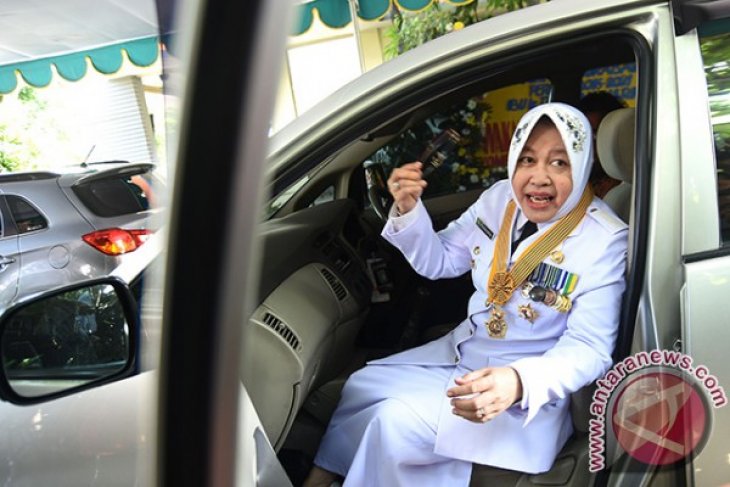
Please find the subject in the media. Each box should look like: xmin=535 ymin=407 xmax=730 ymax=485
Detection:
xmin=387 ymin=162 xmax=428 ymax=215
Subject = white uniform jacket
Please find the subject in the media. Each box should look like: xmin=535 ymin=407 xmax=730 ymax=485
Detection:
xmin=376 ymin=180 xmax=628 ymax=472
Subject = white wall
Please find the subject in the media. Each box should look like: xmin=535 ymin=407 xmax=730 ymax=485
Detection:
xmin=288 ymin=35 xmax=362 ymax=115
xmin=271 ymin=20 xmax=388 ymax=133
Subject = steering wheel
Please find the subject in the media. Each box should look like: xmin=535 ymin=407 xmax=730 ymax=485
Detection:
xmin=363 ymin=129 xmax=460 ymax=221
xmin=364 ymin=161 xmax=394 ymax=221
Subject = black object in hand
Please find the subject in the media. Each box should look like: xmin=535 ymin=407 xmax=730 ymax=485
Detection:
xmin=419 ymin=128 xmax=461 ymax=178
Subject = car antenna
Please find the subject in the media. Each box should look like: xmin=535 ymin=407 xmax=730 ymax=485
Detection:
xmin=81 ymin=144 xmax=96 ymax=168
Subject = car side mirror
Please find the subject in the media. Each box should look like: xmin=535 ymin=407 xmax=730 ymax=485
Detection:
xmin=0 ymin=278 xmax=138 ymax=404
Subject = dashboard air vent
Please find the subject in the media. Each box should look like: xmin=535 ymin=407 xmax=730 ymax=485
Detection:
xmin=320 ymin=267 xmax=347 ymax=301
xmin=262 ymin=312 xmax=301 ymax=352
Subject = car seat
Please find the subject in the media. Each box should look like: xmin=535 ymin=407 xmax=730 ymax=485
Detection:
xmin=596 ymin=107 xmax=636 ymax=223
xmin=469 ymin=384 xmax=596 ymax=486
xmin=300 ymin=322 xmax=603 ymax=486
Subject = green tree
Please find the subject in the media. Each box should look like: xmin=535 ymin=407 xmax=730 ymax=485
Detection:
xmin=0 ymin=126 xmax=24 ymax=172
xmin=701 ymin=35 xmax=730 ymax=117
xmin=0 ymin=87 xmax=44 ymax=172
xmin=384 ymin=0 xmax=540 ymax=60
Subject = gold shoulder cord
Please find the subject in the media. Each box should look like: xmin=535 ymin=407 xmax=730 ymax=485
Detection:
xmin=485 ymin=186 xmax=593 ymax=338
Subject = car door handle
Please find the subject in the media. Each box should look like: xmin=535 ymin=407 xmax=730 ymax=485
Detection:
xmin=0 ymin=256 xmax=16 ymax=266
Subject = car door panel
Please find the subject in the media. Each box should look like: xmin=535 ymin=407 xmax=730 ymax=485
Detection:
xmin=236 ymin=384 xmax=293 ymax=487
xmin=16 ymin=231 xmax=100 ymax=298
xmin=8 ymin=190 xmax=101 ymax=299
xmin=0 ymin=195 xmax=20 ymax=309
xmin=681 ymin=256 xmax=730 ymax=485
xmin=0 ymin=372 xmax=155 ymax=486
xmin=676 ymin=13 xmax=730 ymax=486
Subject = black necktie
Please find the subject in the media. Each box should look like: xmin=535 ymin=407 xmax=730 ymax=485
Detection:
xmin=511 ymin=221 xmax=538 ymax=253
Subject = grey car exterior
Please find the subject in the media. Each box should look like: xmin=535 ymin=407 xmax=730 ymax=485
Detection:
xmin=0 ymin=164 xmax=160 ymax=312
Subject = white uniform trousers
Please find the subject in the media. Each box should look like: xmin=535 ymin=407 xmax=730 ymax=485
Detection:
xmin=314 ymin=363 xmax=473 ymax=487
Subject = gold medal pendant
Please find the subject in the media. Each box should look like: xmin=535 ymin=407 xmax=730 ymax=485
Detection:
xmin=488 ymin=272 xmax=514 ymax=305
xmin=486 ymin=305 xmax=507 ymax=338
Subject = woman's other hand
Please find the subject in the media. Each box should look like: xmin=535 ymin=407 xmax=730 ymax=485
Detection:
xmin=387 ymin=162 xmax=428 ymax=214
xmin=447 ymin=367 xmax=524 ymax=423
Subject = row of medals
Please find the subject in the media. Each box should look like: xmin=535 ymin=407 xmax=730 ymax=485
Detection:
xmin=486 ymin=280 xmax=572 ymax=339
xmin=472 ymin=244 xmax=573 ymax=338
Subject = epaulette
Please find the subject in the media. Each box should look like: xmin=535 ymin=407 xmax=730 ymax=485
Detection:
xmin=586 ymin=206 xmax=627 ymax=234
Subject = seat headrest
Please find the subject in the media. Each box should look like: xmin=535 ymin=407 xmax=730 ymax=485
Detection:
xmin=596 ymin=107 xmax=635 ymax=183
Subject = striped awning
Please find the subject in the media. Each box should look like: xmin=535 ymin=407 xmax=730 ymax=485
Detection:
xmin=0 ymin=37 xmax=159 ymax=94
xmin=293 ymin=0 xmax=475 ymax=35
xmin=0 ymin=0 xmax=159 ymax=94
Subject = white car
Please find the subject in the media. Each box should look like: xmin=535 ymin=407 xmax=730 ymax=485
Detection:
xmin=0 ymin=0 xmax=729 ymax=486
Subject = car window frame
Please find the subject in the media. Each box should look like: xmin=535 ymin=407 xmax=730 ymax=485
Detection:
xmin=267 ymin=28 xmax=654 ymax=366
xmin=154 ymin=0 xmax=294 ymax=485
xmin=0 ymin=195 xmax=17 ymax=239
xmin=4 ymin=194 xmax=49 ymax=235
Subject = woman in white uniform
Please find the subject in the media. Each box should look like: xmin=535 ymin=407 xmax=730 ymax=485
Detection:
xmin=305 ymin=102 xmax=628 ymax=487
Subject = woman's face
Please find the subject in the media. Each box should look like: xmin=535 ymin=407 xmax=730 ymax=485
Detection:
xmin=511 ymin=122 xmax=573 ymax=223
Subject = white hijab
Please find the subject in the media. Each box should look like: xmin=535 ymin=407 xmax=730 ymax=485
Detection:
xmin=506 ymin=102 xmax=594 ymax=222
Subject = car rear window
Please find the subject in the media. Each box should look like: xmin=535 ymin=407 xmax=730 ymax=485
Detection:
xmin=73 ymin=174 xmax=156 ymax=217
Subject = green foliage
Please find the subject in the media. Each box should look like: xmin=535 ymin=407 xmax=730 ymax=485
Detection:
xmin=18 ymin=86 xmax=36 ymax=102
xmin=486 ymin=0 xmax=531 ymax=10
xmin=383 ymin=0 xmax=538 ymax=60
xmin=0 ymin=125 xmax=24 ymax=172
xmin=701 ymin=35 xmax=730 ymax=117
xmin=0 ymin=87 xmax=45 ymax=172
xmin=700 ymin=31 xmax=730 ymax=234
xmin=383 ymin=2 xmax=479 ymax=59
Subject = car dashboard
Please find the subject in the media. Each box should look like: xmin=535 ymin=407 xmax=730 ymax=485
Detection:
xmin=243 ymin=199 xmax=374 ymax=448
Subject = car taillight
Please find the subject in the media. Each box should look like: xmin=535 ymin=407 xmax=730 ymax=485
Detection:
xmin=82 ymin=228 xmax=153 ymax=256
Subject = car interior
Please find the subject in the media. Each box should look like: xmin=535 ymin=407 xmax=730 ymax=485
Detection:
xmin=243 ymin=30 xmax=645 ymax=486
